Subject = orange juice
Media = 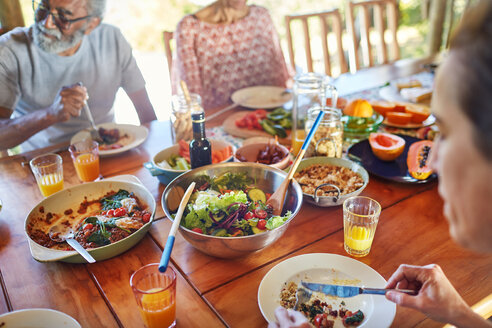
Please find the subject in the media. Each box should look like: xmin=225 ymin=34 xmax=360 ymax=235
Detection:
xmin=344 ymin=226 xmax=373 ymax=252
xmin=140 ymin=288 xmax=176 ymax=328
xmin=37 ymin=173 xmax=64 ymax=197
xmin=291 ymin=129 xmax=305 ymax=156
xmin=74 ymin=153 xmax=100 ymax=182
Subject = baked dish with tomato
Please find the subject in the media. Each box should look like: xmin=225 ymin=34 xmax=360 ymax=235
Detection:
xmin=27 ymin=189 xmax=151 ymax=250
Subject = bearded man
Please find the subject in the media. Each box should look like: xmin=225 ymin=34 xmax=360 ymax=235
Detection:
xmin=0 ymin=0 xmax=156 ymax=151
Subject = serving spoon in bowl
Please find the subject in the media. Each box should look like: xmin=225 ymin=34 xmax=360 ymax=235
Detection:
xmin=49 ymin=224 xmax=96 ymax=263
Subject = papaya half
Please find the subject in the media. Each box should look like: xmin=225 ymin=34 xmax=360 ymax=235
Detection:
xmin=407 ymin=140 xmax=434 ymax=180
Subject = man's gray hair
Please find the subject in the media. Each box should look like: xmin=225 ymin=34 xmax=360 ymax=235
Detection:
xmin=87 ymin=0 xmax=106 ymax=19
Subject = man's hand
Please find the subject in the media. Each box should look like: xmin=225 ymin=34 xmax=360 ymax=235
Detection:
xmin=268 ymin=307 xmax=310 ymax=328
xmin=48 ymin=84 xmax=87 ymax=122
xmin=385 ymin=264 xmax=475 ymax=326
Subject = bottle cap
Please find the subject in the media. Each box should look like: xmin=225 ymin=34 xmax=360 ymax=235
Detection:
xmin=191 ymin=111 xmax=205 ymax=123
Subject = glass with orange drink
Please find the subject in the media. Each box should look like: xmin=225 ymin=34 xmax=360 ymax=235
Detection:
xmin=69 ymin=140 xmax=100 ymax=182
xmin=343 ymin=196 xmax=381 ymax=257
xmin=29 ymin=154 xmax=64 ymax=197
xmin=131 ymin=264 xmax=177 ymax=328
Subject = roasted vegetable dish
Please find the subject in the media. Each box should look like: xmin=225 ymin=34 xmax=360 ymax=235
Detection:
xmin=28 ymin=189 xmax=152 ymax=250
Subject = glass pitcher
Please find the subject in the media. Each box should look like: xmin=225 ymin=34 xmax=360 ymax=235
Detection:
xmin=291 ymin=73 xmax=338 ymax=155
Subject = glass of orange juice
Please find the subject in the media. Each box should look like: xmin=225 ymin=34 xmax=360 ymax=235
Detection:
xmin=130 ymin=264 xmax=177 ymax=328
xmin=69 ymin=140 xmax=100 ymax=182
xmin=343 ymin=196 xmax=381 ymax=257
xmin=29 ymin=153 xmax=64 ymax=197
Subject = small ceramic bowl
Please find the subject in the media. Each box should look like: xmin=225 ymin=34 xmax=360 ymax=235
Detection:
xmin=234 ymin=142 xmax=290 ymax=170
xmin=145 ymin=139 xmax=235 ymax=185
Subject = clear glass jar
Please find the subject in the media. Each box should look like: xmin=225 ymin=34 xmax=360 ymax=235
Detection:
xmin=305 ymin=106 xmax=343 ymax=158
xmin=171 ymin=94 xmax=202 ymax=143
xmin=291 ymin=73 xmax=338 ymax=155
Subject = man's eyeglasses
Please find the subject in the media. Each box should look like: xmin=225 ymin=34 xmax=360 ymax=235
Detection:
xmin=32 ymin=0 xmax=93 ymax=31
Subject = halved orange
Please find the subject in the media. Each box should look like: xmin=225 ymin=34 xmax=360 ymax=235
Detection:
xmin=370 ymin=100 xmax=396 ymax=117
xmin=404 ymin=103 xmax=431 ymax=123
xmin=343 ymin=99 xmax=374 ymax=117
xmin=369 ymin=132 xmax=406 ymax=161
xmin=386 ymin=112 xmax=413 ymax=125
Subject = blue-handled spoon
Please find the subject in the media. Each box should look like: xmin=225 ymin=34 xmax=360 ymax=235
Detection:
xmin=267 ymin=110 xmax=325 ymax=215
xmin=158 ymin=182 xmax=196 ymax=272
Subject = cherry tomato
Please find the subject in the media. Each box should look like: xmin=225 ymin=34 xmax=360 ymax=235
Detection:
xmin=107 ymin=209 xmax=115 ymax=217
xmin=257 ymin=219 xmax=267 ymax=230
xmin=255 ymin=209 xmax=267 ymax=219
xmin=142 ymin=212 xmax=151 ymax=223
xmin=83 ymin=223 xmax=94 ymax=230
xmin=192 ymin=228 xmax=203 ymax=233
xmin=314 ymin=313 xmax=329 ymax=328
xmin=114 ymin=207 xmax=127 ymax=217
xmin=244 ymin=211 xmax=255 ymax=220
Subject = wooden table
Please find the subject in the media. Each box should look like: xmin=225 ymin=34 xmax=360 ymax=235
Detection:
xmin=1 ymin=57 xmax=491 ymax=328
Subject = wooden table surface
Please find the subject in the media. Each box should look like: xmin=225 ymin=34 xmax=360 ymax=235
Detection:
xmin=1 ymin=57 xmax=491 ymax=328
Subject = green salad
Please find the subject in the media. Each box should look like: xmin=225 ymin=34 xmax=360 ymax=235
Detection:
xmin=180 ymin=172 xmax=292 ymax=237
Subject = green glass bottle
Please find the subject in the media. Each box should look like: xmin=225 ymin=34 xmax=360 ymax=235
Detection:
xmin=189 ymin=111 xmax=212 ymax=169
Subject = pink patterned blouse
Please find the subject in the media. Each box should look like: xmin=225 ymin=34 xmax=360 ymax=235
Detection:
xmin=172 ymin=5 xmax=290 ymax=110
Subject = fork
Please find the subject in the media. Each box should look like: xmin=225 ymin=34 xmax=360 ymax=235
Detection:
xmin=294 ymin=287 xmax=312 ymax=310
xmin=82 ymin=100 xmax=103 ymax=143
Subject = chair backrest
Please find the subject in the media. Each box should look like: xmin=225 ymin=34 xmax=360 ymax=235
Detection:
xmin=162 ymin=31 xmax=174 ymax=74
xmin=346 ymin=0 xmax=400 ymax=71
xmin=285 ymin=9 xmax=348 ymax=77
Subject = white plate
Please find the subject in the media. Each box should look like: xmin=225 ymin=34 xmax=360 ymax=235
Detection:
xmin=258 ymin=253 xmax=396 ymax=328
xmin=383 ymin=114 xmax=436 ymax=129
xmin=0 ymin=308 xmax=81 ymax=328
xmin=231 ymin=86 xmax=292 ymax=109
xmin=70 ymin=122 xmax=148 ymax=157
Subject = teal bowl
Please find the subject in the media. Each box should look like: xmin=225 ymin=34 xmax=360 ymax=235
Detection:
xmin=342 ymin=112 xmax=384 ymax=143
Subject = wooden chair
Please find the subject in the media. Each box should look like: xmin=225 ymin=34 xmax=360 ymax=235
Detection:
xmin=346 ymin=0 xmax=400 ymax=71
xmin=162 ymin=31 xmax=174 ymax=74
xmin=285 ymin=9 xmax=348 ymax=77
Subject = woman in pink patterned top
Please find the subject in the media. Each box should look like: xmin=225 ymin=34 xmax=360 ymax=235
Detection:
xmin=172 ymin=0 xmax=291 ymax=110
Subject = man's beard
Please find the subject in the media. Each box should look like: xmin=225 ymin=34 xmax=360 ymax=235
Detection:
xmin=33 ymin=22 xmax=86 ymax=54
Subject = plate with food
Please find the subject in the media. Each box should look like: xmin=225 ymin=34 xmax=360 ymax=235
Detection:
xmin=347 ymin=133 xmax=436 ymax=184
xmin=369 ymin=100 xmax=435 ymax=129
xmin=71 ymin=122 xmax=149 ymax=156
xmin=0 ymin=308 xmax=81 ymax=328
xmin=258 ymin=253 xmax=396 ymax=328
xmin=25 ymin=175 xmax=156 ymax=263
xmin=293 ymin=157 xmax=369 ymax=207
xmin=379 ymin=80 xmax=432 ymax=104
xmin=223 ymin=108 xmax=291 ymax=142
xmin=231 ymin=86 xmax=292 ymax=109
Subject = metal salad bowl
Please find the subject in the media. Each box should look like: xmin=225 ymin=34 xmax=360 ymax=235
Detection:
xmin=161 ymin=162 xmax=303 ymax=258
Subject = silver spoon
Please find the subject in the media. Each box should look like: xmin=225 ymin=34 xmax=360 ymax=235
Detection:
xmin=49 ymin=224 xmax=96 ymax=263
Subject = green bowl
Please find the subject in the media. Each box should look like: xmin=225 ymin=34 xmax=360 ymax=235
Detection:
xmin=342 ymin=112 xmax=384 ymax=143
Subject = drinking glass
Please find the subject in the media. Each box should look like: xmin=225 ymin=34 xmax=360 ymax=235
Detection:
xmin=29 ymin=153 xmax=64 ymax=197
xmin=343 ymin=196 xmax=381 ymax=257
xmin=68 ymin=140 xmax=100 ymax=182
xmin=130 ymin=264 xmax=177 ymax=328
